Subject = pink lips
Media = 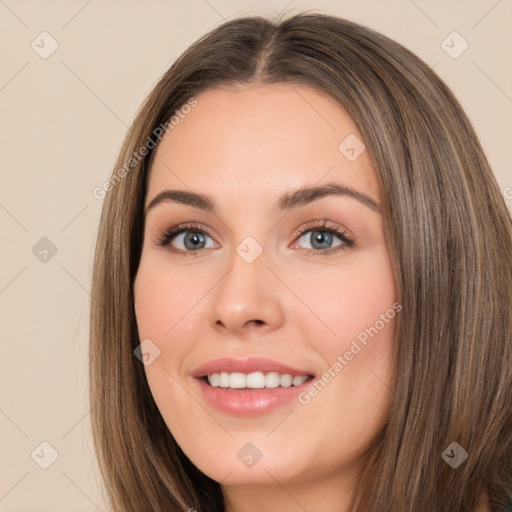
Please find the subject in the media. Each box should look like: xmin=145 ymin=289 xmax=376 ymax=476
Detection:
xmin=191 ymin=357 xmax=315 ymax=378
xmin=191 ymin=357 xmax=315 ymax=417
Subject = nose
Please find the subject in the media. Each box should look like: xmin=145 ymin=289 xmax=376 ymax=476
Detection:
xmin=207 ymin=246 xmax=285 ymax=337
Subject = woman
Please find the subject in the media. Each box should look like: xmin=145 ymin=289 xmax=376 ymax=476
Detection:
xmin=89 ymin=12 xmax=512 ymax=512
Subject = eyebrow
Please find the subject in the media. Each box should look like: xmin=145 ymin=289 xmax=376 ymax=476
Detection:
xmin=145 ymin=182 xmax=381 ymax=214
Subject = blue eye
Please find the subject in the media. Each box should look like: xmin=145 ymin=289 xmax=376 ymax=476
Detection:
xmin=156 ymin=223 xmax=217 ymax=252
xmin=292 ymin=220 xmax=355 ymax=255
xmin=156 ymin=219 xmax=355 ymax=256
xmin=297 ymin=229 xmax=345 ymax=252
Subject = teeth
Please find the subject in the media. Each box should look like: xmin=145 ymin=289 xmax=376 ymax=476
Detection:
xmin=292 ymin=375 xmax=308 ymax=386
xmin=229 ymin=372 xmax=246 ymax=389
xmin=209 ymin=373 xmax=220 ymax=387
xmin=280 ymin=374 xmax=293 ymax=387
xmin=246 ymin=371 xmax=265 ymax=388
xmin=218 ymin=372 xmax=230 ymax=387
xmin=265 ymin=371 xmax=280 ymax=388
xmin=207 ymin=371 xmax=310 ymax=389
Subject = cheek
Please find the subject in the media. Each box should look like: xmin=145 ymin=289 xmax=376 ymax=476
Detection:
xmin=293 ymin=250 xmax=397 ymax=417
xmin=133 ymin=258 xmax=195 ymax=340
xmin=289 ymin=264 xmax=397 ymax=471
xmin=133 ymin=255 xmax=215 ymax=393
xmin=292 ymin=250 xmax=397 ymax=348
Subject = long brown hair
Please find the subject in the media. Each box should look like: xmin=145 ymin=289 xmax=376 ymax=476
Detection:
xmin=89 ymin=11 xmax=512 ymax=511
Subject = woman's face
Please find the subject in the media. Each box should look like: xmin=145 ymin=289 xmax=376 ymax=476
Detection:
xmin=133 ymin=82 xmax=398 ymax=504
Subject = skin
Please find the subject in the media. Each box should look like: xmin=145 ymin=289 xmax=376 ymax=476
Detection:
xmin=133 ymin=82 xmax=399 ymax=512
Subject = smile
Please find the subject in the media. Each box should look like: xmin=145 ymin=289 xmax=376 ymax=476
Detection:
xmin=206 ymin=371 xmax=310 ymax=389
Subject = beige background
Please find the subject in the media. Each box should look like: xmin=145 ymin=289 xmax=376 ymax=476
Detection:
xmin=1 ymin=1 xmax=511 ymax=510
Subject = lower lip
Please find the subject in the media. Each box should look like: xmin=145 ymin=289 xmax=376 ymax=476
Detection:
xmin=195 ymin=377 xmax=313 ymax=416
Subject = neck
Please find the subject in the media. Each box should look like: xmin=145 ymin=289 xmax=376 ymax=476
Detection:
xmin=221 ymin=464 xmax=360 ymax=512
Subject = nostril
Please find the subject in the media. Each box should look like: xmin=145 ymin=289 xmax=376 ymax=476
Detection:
xmin=243 ymin=319 xmax=265 ymax=328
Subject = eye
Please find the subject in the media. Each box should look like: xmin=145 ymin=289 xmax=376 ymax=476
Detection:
xmin=156 ymin=222 xmax=217 ymax=254
xmin=155 ymin=219 xmax=355 ymax=257
xmin=291 ymin=219 xmax=355 ymax=256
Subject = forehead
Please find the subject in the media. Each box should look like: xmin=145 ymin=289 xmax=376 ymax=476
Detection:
xmin=146 ymin=82 xmax=379 ymax=207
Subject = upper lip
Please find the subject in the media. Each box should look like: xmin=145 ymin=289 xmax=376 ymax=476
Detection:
xmin=191 ymin=357 xmax=315 ymax=378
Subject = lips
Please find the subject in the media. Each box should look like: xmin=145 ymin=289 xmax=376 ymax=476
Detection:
xmin=191 ymin=357 xmax=316 ymax=416
xmin=191 ymin=357 xmax=316 ymax=379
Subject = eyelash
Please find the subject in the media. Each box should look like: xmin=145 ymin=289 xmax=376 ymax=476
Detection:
xmin=155 ymin=219 xmax=355 ymax=257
